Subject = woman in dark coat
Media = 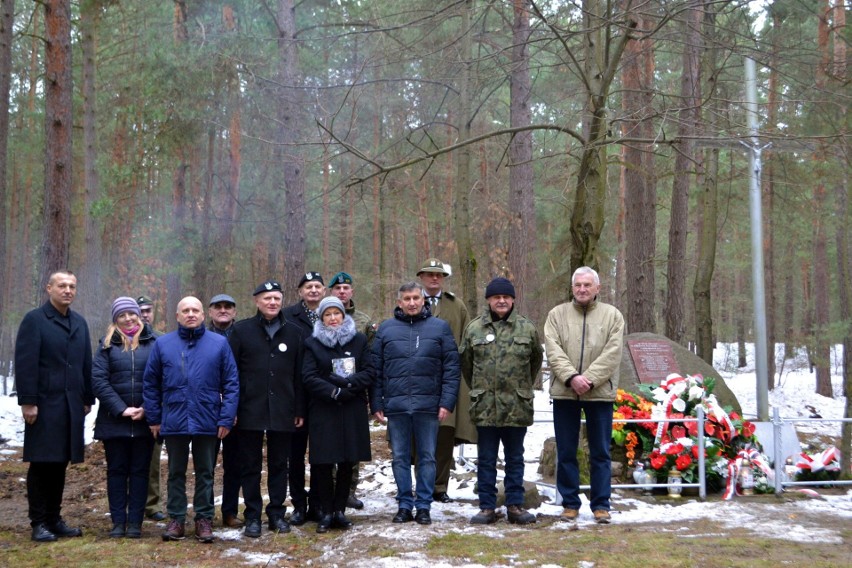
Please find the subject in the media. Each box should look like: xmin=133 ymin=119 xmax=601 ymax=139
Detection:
xmin=92 ymin=297 xmax=157 ymax=539
xmin=302 ymin=296 xmax=374 ymax=533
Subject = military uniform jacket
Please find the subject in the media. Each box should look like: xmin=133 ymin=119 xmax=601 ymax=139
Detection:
xmin=430 ymin=290 xmax=476 ymax=442
xmin=346 ymin=300 xmax=375 ymax=346
xmin=15 ymin=302 xmax=94 ymax=463
xmin=460 ymin=309 xmax=543 ymax=427
xmin=544 ymin=298 xmax=624 ymax=402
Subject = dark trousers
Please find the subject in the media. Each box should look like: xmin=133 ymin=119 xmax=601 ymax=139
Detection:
xmin=145 ymin=439 xmax=163 ymax=516
xmin=164 ymin=435 xmax=218 ymax=522
xmin=288 ymin=429 xmax=319 ymax=512
xmin=240 ymin=429 xmax=291 ymax=521
xmin=104 ymin=436 xmax=156 ymax=525
xmin=27 ymin=461 xmax=68 ymax=526
xmin=218 ymin=426 xmax=241 ymax=518
xmin=434 ymin=425 xmax=456 ymax=493
xmin=312 ymin=462 xmax=354 ymax=514
xmin=476 ymin=426 xmax=527 ymax=510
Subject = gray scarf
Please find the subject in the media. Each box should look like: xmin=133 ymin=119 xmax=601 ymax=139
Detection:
xmin=312 ymin=315 xmax=357 ymax=348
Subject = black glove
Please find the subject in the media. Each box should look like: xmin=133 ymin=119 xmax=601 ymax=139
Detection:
xmin=331 ymin=387 xmax=356 ymax=402
xmin=327 ymin=373 xmax=352 ymax=389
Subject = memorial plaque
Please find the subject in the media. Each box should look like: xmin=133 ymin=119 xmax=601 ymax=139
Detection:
xmin=628 ymin=340 xmax=680 ymax=385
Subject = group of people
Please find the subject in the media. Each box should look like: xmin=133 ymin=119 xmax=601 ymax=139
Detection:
xmin=15 ymin=261 xmax=625 ymax=543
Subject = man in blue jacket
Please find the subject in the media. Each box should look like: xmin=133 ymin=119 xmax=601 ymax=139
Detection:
xmin=370 ymin=281 xmax=460 ymax=526
xmin=143 ymin=296 xmax=239 ymax=543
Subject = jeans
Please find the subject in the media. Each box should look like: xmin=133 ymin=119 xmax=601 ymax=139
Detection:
xmin=552 ymin=399 xmax=613 ymax=511
xmin=387 ymin=412 xmax=439 ymax=511
xmin=240 ymin=429 xmax=291 ymax=521
xmin=476 ymin=426 xmax=527 ymax=510
xmin=104 ymin=436 xmax=155 ymax=525
xmin=164 ymin=435 xmax=218 ymax=522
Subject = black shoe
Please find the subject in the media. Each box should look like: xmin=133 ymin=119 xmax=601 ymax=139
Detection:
xmin=146 ymin=511 xmax=167 ymax=522
xmin=415 ymin=509 xmax=432 ymax=525
xmin=244 ymin=518 xmax=262 ymax=538
xmin=289 ymin=508 xmax=307 ymax=526
xmin=306 ymin=508 xmax=323 ymax=523
xmin=392 ymin=508 xmax=413 ymax=523
xmin=346 ymin=495 xmax=364 ymax=510
xmin=268 ymin=516 xmax=291 ymax=534
xmin=316 ymin=514 xmax=332 ymax=534
xmin=125 ymin=523 xmax=142 ymax=539
xmin=432 ymin=492 xmax=453 ymax=503
xmin=31 ymin=523 xmax=57 ymax=543
xmin=109 ymin=523 xmax=125 ymax=538
xmin=47 ymin=519 xmax=82 ymax=538
xmin=331 ymin=511 xmax=353 ymax=529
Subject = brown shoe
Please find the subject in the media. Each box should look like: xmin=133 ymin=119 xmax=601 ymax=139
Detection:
xmin=223 ymin=514 xmax=243 ymax=528
xmin=560 ymin=508 xmax=579 ymax=521
xmin=195 ymin=518 xmax=214 ymax=542
xmin=507 ymin=505 xmax=536 ymax=525
xmin=593 ymin=509 xmax=611 ymax=524
xmin=470 ymin=509 xmax=498 ymax=525
xmin=162 ymin=519 xmax=185 ymax=541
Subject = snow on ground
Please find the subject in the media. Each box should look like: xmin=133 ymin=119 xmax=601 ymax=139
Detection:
xmin=0 ymin=343 xmax=849 ymax=566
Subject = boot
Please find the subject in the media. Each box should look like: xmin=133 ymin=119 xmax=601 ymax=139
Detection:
xmin=316 ymin=513 xmax=332 ymax=534
xmin=331 ymin=511 xmax=353 ymax=529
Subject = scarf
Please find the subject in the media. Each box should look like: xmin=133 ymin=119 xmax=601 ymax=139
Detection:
xmin=312 ymin=315 xmax=357 ymax=348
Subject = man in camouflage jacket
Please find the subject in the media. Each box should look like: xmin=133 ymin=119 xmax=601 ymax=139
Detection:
xmin=460 ymin=277 xmax=543 ymax=525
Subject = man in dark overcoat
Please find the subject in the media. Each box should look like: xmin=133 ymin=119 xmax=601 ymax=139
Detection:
xmin=15 ymin=270 xmax=94 ymax=542
xmin=229 ymin=280 xmax=305 ymax=537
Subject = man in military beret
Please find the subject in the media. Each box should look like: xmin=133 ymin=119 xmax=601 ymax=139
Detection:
xmin=282 ymin=272 xmax=326 ymax=524
xmin=328 ymin=271 xmax=376 ymax=510
xmin=417 ymin=258 xmax=475 ymax=503
xmin=137 ymin=294 xmax=167 ymax=523
xmin=228 ymin=281 xmax=305 ymax=537
xmin=207 ymin=293 xmax=241 ymax=528
xmin=460 ymin=277 xmax=543 ymax=525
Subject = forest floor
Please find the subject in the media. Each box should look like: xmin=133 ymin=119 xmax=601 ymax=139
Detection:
xmin=0 ymin=429 xmax=850 ymax=567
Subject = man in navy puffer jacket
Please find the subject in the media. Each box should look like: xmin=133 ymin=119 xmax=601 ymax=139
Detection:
xmin=143 ymin=296 xmax=239 ymax=543
xmin=370 ymin=281 xmax=459 ymax=526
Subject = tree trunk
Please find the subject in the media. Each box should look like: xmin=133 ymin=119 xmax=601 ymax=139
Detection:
xmin=693 ymin=148 xmax=718 ymax=364
xmin=453 ymin=0 xmax=477 ymax=314
xmin=665 ymin=1 xmax=701 ymax=345
xmin=277 ymin=0 xmax=306 ymax=303
xmin=40 ymin=0 xmax=74 ymax=290
xmin=812 ymin=183 xmax=832 ymax=397
xmin=507 ymin=0 xmax=536 ymax=316
xmin=782 ymin=239 xmax=796 ymax=359
xmin=621 ymin=9 xmax=657 ymax=334
xmin=0 ymin=0 xmax=13 ymax=362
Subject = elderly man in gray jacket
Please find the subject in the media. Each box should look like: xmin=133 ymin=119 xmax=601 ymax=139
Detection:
xmin=545 ymin=266 xmax=624 ymax=525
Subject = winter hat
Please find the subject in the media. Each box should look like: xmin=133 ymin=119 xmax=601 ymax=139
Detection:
xmin=112 ymin=296 xmax=142 ymax=322
xmin=317 ymin=296 xmax=346 ymax=319
xmin=485 ymin=277 xmax=516 ymax=299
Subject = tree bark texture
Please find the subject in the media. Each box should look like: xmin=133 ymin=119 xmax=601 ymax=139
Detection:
xmin=40 ymin=0 xmax=73 ymax=290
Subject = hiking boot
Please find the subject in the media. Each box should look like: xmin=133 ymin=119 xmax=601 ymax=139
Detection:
xmin=47 ymin=519 xmax=82 ymax=538
xmin=507 ymin=505 xmax=536 ymax=525
xmin=593 ymin=509 xmax=611 ymax=524
xmin=346 ymin=495 xmax=364 ymax=510
xmin=560 ymin=508 xmax=579 ymax=521
xmin=195 ymin=518 xmax=214 ymax=542
xmin=162 ymin=519 xmax=186 ymax=541
xmin=470 ymin=509 xmax=498 ymax=525
xmin=392 ymin=508 xmax=413 ymax=523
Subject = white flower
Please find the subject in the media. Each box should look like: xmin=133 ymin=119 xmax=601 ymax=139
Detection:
xmin=688 ymin=385 xmax=705 ymax=401
xmin=677 ymin=437 xmax=694 ymax=447
xmin=670 ymin=381 xmax=688 ymax=397
xmin=672 ymin=398 xmax=687 ymax=412
xmin=651 ymin=387 xmax=667 ymax=402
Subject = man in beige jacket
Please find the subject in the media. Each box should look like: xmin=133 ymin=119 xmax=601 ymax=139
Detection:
xmin=544 ymin=266 xmax=624 ymax=524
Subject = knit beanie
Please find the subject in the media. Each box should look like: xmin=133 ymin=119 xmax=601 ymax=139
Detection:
xmin=317 ymin=296 xmax=346 ymax=319
xmin=112 ymin=296 xmax=142 ymax=322
xmin=485 ymin=277 xmax=516 ymax=299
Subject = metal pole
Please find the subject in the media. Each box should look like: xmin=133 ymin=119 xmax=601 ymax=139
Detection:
xmin=744 ymin=57 xmax=770 ymax=421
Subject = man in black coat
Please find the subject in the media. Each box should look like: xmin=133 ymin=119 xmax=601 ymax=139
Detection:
xmin=281 ymin=271 xmax=325 ymax=524
xmin=229 ymin=280 xmax=305 ymax=538
xmin=15 ymin=270 xmax=94 ymax=542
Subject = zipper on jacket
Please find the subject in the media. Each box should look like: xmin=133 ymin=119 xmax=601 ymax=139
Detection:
xmin=575 ymin=306 xmax=587 ymax=400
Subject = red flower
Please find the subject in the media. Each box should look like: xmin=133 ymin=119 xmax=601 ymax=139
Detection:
xmin=675 ymin=454 xmax=693 ymax=471
xmin=618 ymin=405 xmax=634 ymax=419
xmin=650 ymin=451 xmax=667 ymax=470
xmin=741 ymin=421 xmax=755 ymax=437
xmin=730 ymin=412 xmax=741 ymax=421
xmin=685 ymin=421 xmax=698 ymax=436
xmin=671 ymin=425 xmax=687 ymax=440
xmin=666 ymin=443 xmax=684 ymax=456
